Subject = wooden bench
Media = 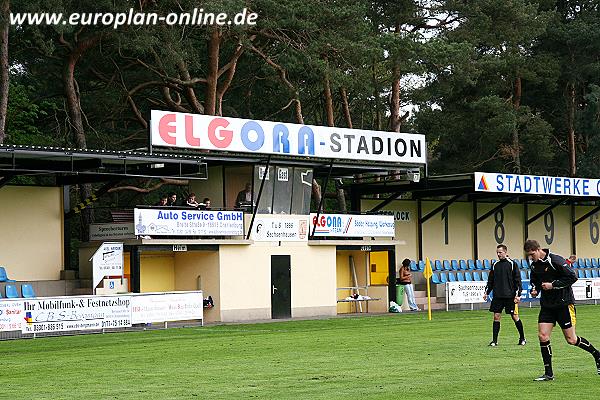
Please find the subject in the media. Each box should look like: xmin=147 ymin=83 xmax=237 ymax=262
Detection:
xmin=110 ymin=209 xmax=134 ymax=223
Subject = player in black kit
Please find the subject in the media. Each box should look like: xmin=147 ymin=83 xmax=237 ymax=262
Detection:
xmin=483 ymin=244 xmax=526 ymax=347
xmin=525 ymin=239 xmax=600 ymax=381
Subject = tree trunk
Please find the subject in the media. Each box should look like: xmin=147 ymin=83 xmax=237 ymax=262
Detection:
xmin=390 ymin=64 xmax=401 ymax=132
xmin=205 ymin=28 xmax=221 ymax=116
xmin=62 ymin=35 xmax=100 ymax=239
xmin=567 ymin=81 xmax=576 ymax=177
xmin=511 ymin=76 xmax=522 ymax=173
xmin=372 ymin=63 xmax=381 ymax=130
xmin=0 ymin=0 xmax=9 ymax=144
xmin=323 ymin=68 xmax=334 ymax=127
xmin=340 ymin=87 xmax=352 ymax=129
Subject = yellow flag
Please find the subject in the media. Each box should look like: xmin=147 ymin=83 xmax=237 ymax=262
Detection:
xmin=423 ymin=257 xmax=433 ymax=280
xmin=424 ymin=257 xmax=433 ymax=320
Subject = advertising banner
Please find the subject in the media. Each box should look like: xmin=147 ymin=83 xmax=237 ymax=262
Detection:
xmin=21 ymin=295 xmax=132 ymax=333
xmin=475 ymin=172 xmax=600 ymax=197
xmin=150 ymin=110 xmax=426 ymax=164
xmin=134 ymin=208 xmax=244 ymax=236
xmin=310 ymin=213 xmax=395 ymax=237
xmin=0 ymin=300 xmax=24 ymax=332
xmin=130 ymin=292 xmax=203 ymax=323
xmin=89 ymin=223 xmax=135 ymax=241
xmin=447 ymin=281 xmax=488 ymax=304
xmin=91 ymin=242 xmax=124 ymax=291
xmin=250 ymin=215 xmax=309 ymax=242
xmin=573 ymin=279 xmax=600 ymax=300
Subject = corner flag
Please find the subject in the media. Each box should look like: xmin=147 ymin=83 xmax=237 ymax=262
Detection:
xmin=424 ymin=257 xmax=433 ymax=320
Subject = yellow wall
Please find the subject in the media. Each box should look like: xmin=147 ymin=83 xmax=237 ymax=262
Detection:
xmin=526 ymin=205 xmax=571 ymax=257
xmin=575 ymin=206 xmax=600 ymax=258
xmin=218 ymin=242 xmax=336 ymax=320
xmin=422 ymin=201 xmax=473 ymax=261
xmin=174 ymin=251 xmax=220 ymax=322
xmin=0 ymin=186 xmax=63 ymax=280
xmin=140 ymin=253 xmax=175 ymax=292
xmin=476 ymin=203 xmax=525 ymax=260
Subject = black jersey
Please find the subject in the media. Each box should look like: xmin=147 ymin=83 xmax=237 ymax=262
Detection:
xmin=529 ymin=250 xmax=577 ymax=308
xmin=485 ymin=257 xmax=521 ymax=298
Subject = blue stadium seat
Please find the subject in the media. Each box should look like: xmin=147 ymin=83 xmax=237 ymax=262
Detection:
xmin=5 ymin=284 xmax=19 ymax=299
xmin=571 ymin=260 xmax=579 ymax=268
xmin=439 ymin=272 xmax=448 ymax=283
xmin=448 ymin=272 xmax=457 ymax=282
xmin=450 ymin=260 xmax=458 ymax=270
xmin=584 ymin=258 xmax=592 ymax=267
xmin=521 ymin=259 xmax=529 ymax=269
xmin=467 ymin=260 xmax=476 ymax=270
xmin=459 ymin=260 xmax=467 ymax=270
xmin=592 ymin=258 xmax=599 ymax=268
xmin=578 ymin=269 xmax=585 ymax=278
xmin=434 ymin=260 xmax=443 ymax=271
xmin=464 ymin=271 xmax=473 ymax=281
xmin=456 ymin=271 xmax=465 ymax=281
xmin=472 ymin=271 xmax=482 ymax=281
xmin=431 ymin=272 xmax=442 ymax=284
xmin=513 ymin=259 xmax=521 ymax=268
xmin=593 ymin=269 xmax=599 ymax=278
xmin=0 ymin=266 xmax=15 ymax=282
xmin=475 ymin=260 xmax=483 ymax=270
xmin=418 ymin=260 xmax=425 ymax=271
xmin=483 ymin=259 xmax=491 ymax=270
xmin=481 ymin=271 xmax=489 ymax=281
xmin=585 ymin=269 xmax=593 ymax=278
xmin=443 ymin=260 xmax=451 ymax=271
xmin=520 ymin=270 xmax=528 ymax=280
xmin=21 ymin=284 xmax=36 ymax=298
xmin=409 ymin=260 xmax=418 ymax=271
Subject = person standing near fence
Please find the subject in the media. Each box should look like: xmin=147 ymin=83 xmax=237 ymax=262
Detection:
xmin=398 ymin=258 xmax=420 ymax=312
xmin=483 ymin=244 xmax=526 ymax=347
xmin=525 ymin=239 xmax=600 ymax=381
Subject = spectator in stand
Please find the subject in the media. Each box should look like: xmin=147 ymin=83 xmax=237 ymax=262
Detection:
xmin=235 ymin=183 xmax=252 ymax=208
xmin=201 ymin=198 xmax=211 ymax=210
xmin=156 ymin=194 xmax=168 ymax=206
xmin=186 ymin=193 xmax=200 ymax=208
xmin=167 ymin=192 xmax=177 ymax=206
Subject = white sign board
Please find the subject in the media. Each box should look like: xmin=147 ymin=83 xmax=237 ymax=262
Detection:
xmin=22 ymin=295 xmax=132 ymax=333
xmin=475 ymin=172 xmax=600 ymax=197
xmin=134 ymin=208 xmax=244 ymax=236
xmin=250 ymin=215 xmax=309 ymax=242
xmin=150 ymin=110 xmax=426 ymax=164
xmin=89 ymin=223 xmax=135 ymax=241
xmin=447 ymin=281 xmax=488 ymax=304
xmin=310 ymin=213 xmax=395 ymax=237
xmin=91 ymin=242 xmax=124 ymax=292
xmin=131 ymin=292 xmax=204 ymax=323
xmin=0 ymin=300 xmax=24 ymax=332
xmin=573 ymin=279 xmax=600 ymax=300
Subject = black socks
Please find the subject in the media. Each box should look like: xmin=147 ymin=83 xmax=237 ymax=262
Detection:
xmin=540 ymin=340 xmax=553 ymax=376
xmin=514 ymin=319 xmax=525 ymax=340
xmin=492 ymin=321 xmax=500 ymax=342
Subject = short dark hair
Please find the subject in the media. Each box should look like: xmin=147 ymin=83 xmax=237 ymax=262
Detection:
xmin=168 ymin=192 xmax=177 ymax=197
xmin=402 ymin=258 xmax=411 ymax=267
xmin=496 ymin=244 xmax=507 ymax=252
xmin=524 ymin=239 xmax=541 ymax=252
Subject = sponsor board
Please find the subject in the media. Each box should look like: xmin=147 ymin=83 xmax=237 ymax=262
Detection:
xmin=250 ymin=215 xmax=309 ymax=242
xmin=89 ymin=223 xmax=135 ymax=241
xmin=0 ymin=300 xmax=24 ymax=332
xmin=151 ymin=110 xmax=426 ymax=164
xmin=475 ymin=172 xmax=600 ymax=197
xmin=130 ymin=292 xmax=203 ymax=323
xmin=134 ymin=208 xmax=244 ymax=236
xmin=310 ymin=213 xmax=395 ymax=237
xmin=91 ymin=242 xmax=124 ymax=291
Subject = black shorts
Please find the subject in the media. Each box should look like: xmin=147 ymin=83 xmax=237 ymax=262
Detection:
xmin=538 ymin=304 xmax=576 ymax=329
xmin=489 ymin=297 xmax=518 ymax=314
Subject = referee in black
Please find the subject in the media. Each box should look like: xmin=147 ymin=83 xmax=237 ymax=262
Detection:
xmin=525 ymin=239 xmax=600 ymax=381
xmin=484 ymin=244 xmax=526 ymax=347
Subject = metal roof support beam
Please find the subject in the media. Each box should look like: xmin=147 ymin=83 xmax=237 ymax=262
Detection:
xmin=419 ymin=193 xmax=463 ymax=224
xmin=526 ymin=198 xmax=569 ymax=226
xmin=310 ymin=160 xmax=334 ymax=238
xmin=368 ymin=190 xmax=405 ymax=213
xmin=246 ymin=155 xmax=272 ymax=240
xmin=475 ymin=196 xmax=519 ymax=224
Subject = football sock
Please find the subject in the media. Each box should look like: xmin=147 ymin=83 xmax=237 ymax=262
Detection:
xmin=492 ymin=321 xmax=500 ymax=343
xmin=514 ymin=319 xmax=525 ymax=340
xmin=540 ymin=340 xmax=553 ymax=376
xmin=575 ymin=336 xmax=600 ymax=357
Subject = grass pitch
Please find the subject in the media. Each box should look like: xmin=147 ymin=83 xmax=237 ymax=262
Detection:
xmin=2 ymin=306 xmax=600 ymax=399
